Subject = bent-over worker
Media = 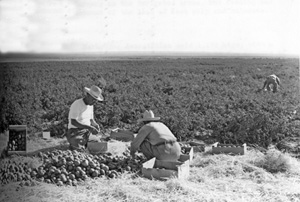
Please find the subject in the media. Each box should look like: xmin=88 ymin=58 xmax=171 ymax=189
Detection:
xmin=262 ymin=74 xmax=280 ymax=93
xmin=130 ymin=110 xmax=181 ymax=161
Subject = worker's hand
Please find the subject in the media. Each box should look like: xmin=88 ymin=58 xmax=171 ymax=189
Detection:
xmin=130 ymin=150 xmax=136 ymax=158
xmin=94 ymin=124 xmax=100 ymax=132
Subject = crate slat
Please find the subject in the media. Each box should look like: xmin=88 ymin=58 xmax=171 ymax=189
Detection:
xmin=212 ymin=142 xmax=246 ymax=155
xmin=142 ymin=157 xmax=190 ymax=180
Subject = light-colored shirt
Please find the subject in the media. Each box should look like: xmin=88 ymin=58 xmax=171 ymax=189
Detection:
xmin=68 ymin=98 xmax=94 ymax=129
xmin=267 ymin=74 xmax=280 ymax=85
xmin=131 ymin=122 xmax=177 ymax=153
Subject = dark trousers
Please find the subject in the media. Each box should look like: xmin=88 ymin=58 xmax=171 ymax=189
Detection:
xmin=66 ymin=128 xmax=90 ymax=151
xmin=140 ymin=141 xmax=181 ymax=161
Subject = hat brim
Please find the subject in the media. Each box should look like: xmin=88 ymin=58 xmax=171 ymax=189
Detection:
xmin=84 ymin=87 xmax=104 ymax=101
xmin=138 ymin=117 xmax=160 ymax=123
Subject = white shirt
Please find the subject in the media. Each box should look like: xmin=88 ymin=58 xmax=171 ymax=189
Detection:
xmin=267 ymin=74 xmax=280 ymax=85
xmin=68 ymin=98 xmax=94 ymax=129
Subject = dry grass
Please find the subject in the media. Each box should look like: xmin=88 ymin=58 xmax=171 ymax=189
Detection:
xmin=1 ymin=166 xmax=300 ymax=202
xmin=251 ymin=148 xmax=300 ymax=174
xmin=1 ymin=138 xmax=300 ymax=202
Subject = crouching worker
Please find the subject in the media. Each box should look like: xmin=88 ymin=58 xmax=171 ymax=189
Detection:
xmin=66 ymin=85 xmax=104 ymax=151
xmin=262 ymin=74 xmax=280 ymax=93
xmin=130 ymin=110 xmax=181 ymax=161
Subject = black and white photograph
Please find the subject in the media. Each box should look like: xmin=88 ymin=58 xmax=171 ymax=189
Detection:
xmin=0 ymin=0 xmax=299 ymax=201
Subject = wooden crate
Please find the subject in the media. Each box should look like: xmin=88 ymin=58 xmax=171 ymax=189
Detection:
xmin=42 ymin=131 xmax=51 ymax=139
xmin=180 ymin=141 xmax=205 ymax=153
xmin=142 ymin=157 xmax=190 ymax=180
xmin=179 ymin=147 xmax=194 ymax=162
xmin=110 ymin=129 xmax=136 ymax=142
xmin=188 ymin=141 xmax=205 ymax=152
xmin=8 ymin=125 xmax=27 ymax=155
xmin=212 ymin=142 xmax=246 ymax=155
xmin=87 ymin=141 xmax=108 ymax=154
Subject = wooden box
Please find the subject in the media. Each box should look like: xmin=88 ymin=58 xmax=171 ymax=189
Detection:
xmin=180 ymin=141 xmax=205 ymax=153
xmin=179 ymin=147 xmax=194 ymax=162
xmin=110 ymin=129 xmax=136 ymax=142
xmin=42 ymin=131 xmax=51 ymax=139
xmin=87 ymin=141 xmax=108 ymax=154
xmin=212 ymin=142 xmax=246 ymax=155
xmin=188 ymin=141 xmax=205 ymax=152
xmin=7 ymin=125 xmax=27 ymax=155
xmin=142 ymin=157 xmax=190 ymax=180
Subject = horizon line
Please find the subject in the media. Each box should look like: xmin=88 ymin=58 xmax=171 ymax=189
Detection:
xmin=0 ymin=51 xmax=299 ymax=60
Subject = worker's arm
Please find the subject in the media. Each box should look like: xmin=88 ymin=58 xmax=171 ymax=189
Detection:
xmin=130 ymin=125 xmax=150 ymax=156
xmin=276 ymin=77 xmax=280 ymax=86
xmin=71 ymin=119 xmax=99 ymax=134
xmin=262 ymin=80 xmax=268 ymax=89
xmin=90 ymin=119 xmax=100 ymax=131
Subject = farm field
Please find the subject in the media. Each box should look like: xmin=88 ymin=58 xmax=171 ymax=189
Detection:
xmin=0 ymin=56 xmax=300 ymax=201
xmin=0 ymin=56 xmax=299 ymax=147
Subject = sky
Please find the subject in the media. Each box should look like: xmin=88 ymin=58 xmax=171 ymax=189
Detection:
xmin=0 ymin=0 xmax=299 ymax=56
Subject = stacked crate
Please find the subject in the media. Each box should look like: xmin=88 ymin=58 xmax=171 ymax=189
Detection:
xmin=142 ymin=157 xmax=190 ymax=180
xmin=142 ymin=147 xmax=193 ymax=180
xmin=212 ymin=142 xmax=247 ymax=155
xmin=7 ymin=125 xmax=27 ymax=155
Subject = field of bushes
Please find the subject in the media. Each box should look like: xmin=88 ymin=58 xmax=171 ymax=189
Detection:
xmin=0 ymin=56 xmax=300 ymax=201
xmin=0 ymin=56 xmax=299 ymax=148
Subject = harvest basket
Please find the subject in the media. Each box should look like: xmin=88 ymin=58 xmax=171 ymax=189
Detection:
xmin=142 ymin=157 xmax=190 ymax=180
xmin=179 ymin=147 xmax=194 ymax=162
xmin=87 ymin=141 xmax=108 ymax=154
xmin=212 ymin=142 xmax=246 ymax=155
xmin=7 ymin=125 xmax=27 ymax=155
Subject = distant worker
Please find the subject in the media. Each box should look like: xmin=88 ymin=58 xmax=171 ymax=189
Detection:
xmin=130 ymin=110 xmax=181 ymax=161
xmin=66 ymin=85 xmax=104 ymax=151
xmin=262 ymin=74 xmax=280 ymax=93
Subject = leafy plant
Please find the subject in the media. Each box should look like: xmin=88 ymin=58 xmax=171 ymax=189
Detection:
xmin=0 ymin=58 xmax=298 ymax=148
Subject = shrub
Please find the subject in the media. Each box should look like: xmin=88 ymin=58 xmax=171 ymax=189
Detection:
xmin=253 ymin=148 xmax=299 ymax=174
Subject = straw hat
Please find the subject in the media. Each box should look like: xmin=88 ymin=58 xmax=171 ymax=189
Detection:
xmin=84 ymin=85 xmax=104 ymax=101
xmin=138 ymin=110 xmax=160 ymax=122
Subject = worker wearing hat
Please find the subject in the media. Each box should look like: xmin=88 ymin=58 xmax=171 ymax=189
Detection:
xmin=66 ymin=85 xmax=104 ymax=151
xmin=130 ymin=110 xmax=181 ymax=161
